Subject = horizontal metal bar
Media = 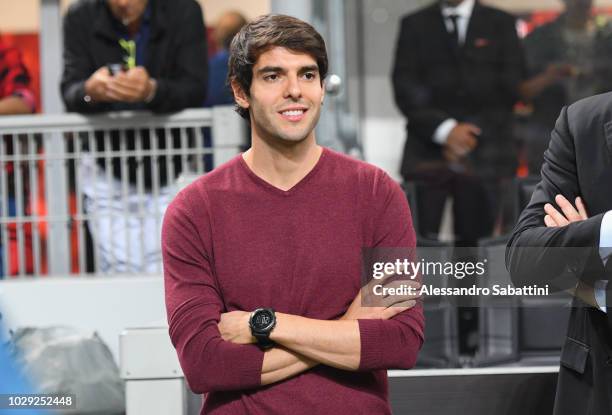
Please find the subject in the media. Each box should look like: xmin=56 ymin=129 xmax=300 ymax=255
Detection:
xmin=0 ymin=211 xmax=172 ymax=224
xmin=0 ymin=108 xmax=216 ymax=133
xmin=0 ymin=146 xmax=233 ymax=162
xmin=0 ymin=105 xmax=243 ymax=277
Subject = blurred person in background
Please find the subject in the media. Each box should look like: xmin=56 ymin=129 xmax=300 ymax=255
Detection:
xmin=0 ymin=40 xmax=36 ymax=115
xmin=392 ymin=0 xmax=524 ymax=353
xmin=60 ymin=0 xmax=208 ymax=273
xmin=520 ymin=0 xmax=612 ymax=174
xmin=204 ymin=11 xmax=247 ymax=107
xmin=0 ymin=40 xmax=36 ymax=277
xmin=62 ymin=0 xmax=207 ymax=113
xmin=392 ymin=0 xmax=523 ymax=246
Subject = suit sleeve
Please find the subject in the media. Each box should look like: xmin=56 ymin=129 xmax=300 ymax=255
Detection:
xmin=146 ymin=0 xmax=207 ymax=112
xmin=506 ymin=105 xmax=606 ymax=291
xmin=162 ymin=190 xmax=264 ymax=393
xmin=391 ymin=17 xmax=452 ymax=142
xmin=358 ymin=172 xmax=424 ymax=371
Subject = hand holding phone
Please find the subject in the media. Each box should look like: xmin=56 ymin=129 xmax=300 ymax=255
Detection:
xmin=84 ymin=66 xmax=114 ymax=103
xmin=107 ymin=63 xmax=127 ymax=76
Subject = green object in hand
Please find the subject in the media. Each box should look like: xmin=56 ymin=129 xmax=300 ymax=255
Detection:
xmin=119 ymin=39 xmax=136 ymax=69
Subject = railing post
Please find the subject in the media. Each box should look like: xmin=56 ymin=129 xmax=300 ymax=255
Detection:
xmin=44 ymin=132 xmax=70 ymax=275
xmin=40 ymin=0 xmax=64 ymax=114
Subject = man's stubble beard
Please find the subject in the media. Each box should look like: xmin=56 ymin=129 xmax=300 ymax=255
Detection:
xmin=251 ymin=104 xmax=322 ymax=147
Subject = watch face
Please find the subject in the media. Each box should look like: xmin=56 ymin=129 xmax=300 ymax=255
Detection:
xmin=251 ymin=309 xmax=275 ymax=331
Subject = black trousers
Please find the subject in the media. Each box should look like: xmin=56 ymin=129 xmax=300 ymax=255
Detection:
xmin=405 ymin=165 xmax=504 ymax=245
xmin=405 ymin=165 xmax=511 ymax=354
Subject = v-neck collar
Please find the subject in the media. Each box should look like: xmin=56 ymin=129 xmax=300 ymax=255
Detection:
xmin=238 ymin=147 xmax=328 ymax=196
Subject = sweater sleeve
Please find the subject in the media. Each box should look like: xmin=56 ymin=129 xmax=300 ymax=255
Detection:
xmin=162 ymin=190 xmax=264 ymax=393
xmin=358 ymin=172 xmax=425 ymax=371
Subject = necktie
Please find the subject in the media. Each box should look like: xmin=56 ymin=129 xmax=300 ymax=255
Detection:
xmin=448 ymin=14 xmax=459 ymax=47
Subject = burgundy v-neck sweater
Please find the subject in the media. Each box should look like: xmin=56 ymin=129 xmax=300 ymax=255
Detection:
xmin=162 ymin=148 xmax=424 ymax=415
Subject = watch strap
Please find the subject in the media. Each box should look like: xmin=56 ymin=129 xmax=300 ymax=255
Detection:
xmin=253 ymin=332 xmax=275 ymax=349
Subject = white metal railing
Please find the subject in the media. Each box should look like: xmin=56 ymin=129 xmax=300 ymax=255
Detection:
xmin=0 ymin=107 xmax=245 ymax=278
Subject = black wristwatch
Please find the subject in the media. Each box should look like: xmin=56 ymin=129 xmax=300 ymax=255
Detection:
xmin=249 ymin=308 xmax=276 ymax=349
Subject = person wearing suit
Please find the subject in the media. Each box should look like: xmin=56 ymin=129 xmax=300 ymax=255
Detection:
xmin=392 ymin=0 xmax=524 ymax=354
xmin=392 ymin=0 xmax=524 ymax=244
xmin=506 ymin=92 xmax=612 ymax=414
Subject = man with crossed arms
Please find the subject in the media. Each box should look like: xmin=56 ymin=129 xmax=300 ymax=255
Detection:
xmin=162 ymin=14 xmax=423 ymax=415
xmin=507 ymin=92 xmax=612 ymax=414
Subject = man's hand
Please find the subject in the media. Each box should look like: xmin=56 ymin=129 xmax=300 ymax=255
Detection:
xmin=543 ymin=63 xmax=576 ymax=83
xmin=543 ymin=194 xmax=598 ymax=307
xmin=519 ymin=63 xmax=577 ymax=101
xmin=544 ymin=194 xmax=588 ymax=227
xmin=106 ymin=66 xmax=156 ymax=103
xmin=444 ymin=123 xmax=480 ymax=160
xmin=443 ymin=147 xmax=461 ymax=163
xmin=218 ymin=310 xmax=255 ymax=344
xmin=342 ymin=277 xmax=421 ymax=321
xmin=84 ymin=66 xmax=113 ymax=102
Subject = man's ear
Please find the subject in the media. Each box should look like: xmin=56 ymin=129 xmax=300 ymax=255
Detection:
xmin=231 ymin=80 xmax=250 ymax=110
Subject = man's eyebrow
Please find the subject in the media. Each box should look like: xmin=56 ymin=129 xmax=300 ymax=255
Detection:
xmin=257 ymin=66 xmax=284 ymax=74
xmin=299 ymin=65 xmax=319 ymax=73
xmin=256 ymin=65 xmax=320 ymax=74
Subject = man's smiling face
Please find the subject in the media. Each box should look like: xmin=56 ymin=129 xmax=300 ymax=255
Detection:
xmin=234 ymin=46 xmax=325 ymax=146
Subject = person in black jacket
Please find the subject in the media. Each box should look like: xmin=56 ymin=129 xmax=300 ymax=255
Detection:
xmin=507 ymin=93 xmax=612 ymax=415
xmin=61 ymin=0 xmax=207 ymax=113
xmin=392 ymin=0 xmax=524 ymax=245
xmin=60 ymin=0 xmax=208 ymax=273
xmin=392 ymin=0 xmax=524 ymax=353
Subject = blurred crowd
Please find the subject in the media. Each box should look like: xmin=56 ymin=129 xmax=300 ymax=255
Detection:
xmin=0 ymin=0 xmax=247 ymax=276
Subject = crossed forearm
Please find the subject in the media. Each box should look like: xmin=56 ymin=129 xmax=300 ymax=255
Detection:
xmin=261 ymin=345 xmax=319 ymax=385
xmin=219 ymin=310 xmax=362 ymax=385
xmin=269 ymin=313 xmax=361 ymax=370
xmin=259 ymin=314 xmax=360 ymax=385
xmin=219 ymin=285 xmax=418 ymax=385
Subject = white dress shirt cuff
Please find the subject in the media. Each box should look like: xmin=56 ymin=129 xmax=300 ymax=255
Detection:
xmin=595 ymin=210 xmax=612 ymax=313
xmin=433 ymin=119 xmax=458 ymax=145
xmin=599 ymin=210 xmax=612 ymax=265
xmin=594 ymin=280 xmax=608 ymax=313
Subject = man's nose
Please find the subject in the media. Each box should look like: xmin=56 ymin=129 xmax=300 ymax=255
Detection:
xmin=284 ymin=75 xmax=302 ymax=99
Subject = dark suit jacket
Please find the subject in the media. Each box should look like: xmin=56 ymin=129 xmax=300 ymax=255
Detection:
xmin=392 ymin=2 xmax=524 ymax=180
xmin=507 ymin=92 xmax=612 ymax=415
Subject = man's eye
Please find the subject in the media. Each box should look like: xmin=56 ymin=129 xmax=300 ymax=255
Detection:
xmin=264 ymin=74 xmax=278 ymax=81
xmin=303 ymin=72 xmax=316 ymax=80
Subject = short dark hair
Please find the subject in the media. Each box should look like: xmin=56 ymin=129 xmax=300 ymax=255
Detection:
xmin=227 ymin=14 xmax=329 ymax=120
